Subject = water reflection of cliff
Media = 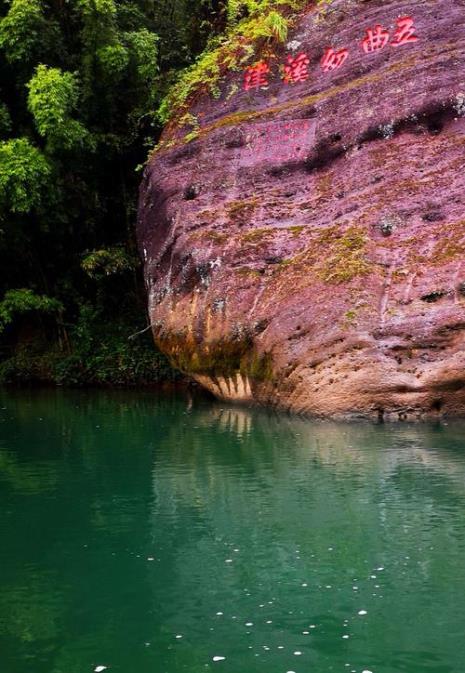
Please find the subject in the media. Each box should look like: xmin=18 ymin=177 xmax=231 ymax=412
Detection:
xmin=149 ymin=403 xmax=465 ymax=673
xmin=152 ymin=403 xmax=465 ymax=518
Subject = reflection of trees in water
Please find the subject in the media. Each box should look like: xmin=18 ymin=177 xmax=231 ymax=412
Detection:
xmin=0 ymin=572 xmax=63 ymax=643
xmin=0 ymin=389 xmax=176 ymax=673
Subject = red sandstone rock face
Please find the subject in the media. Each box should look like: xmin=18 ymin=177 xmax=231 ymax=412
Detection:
xmin=137 ymin=0 xmax=465 ymax=420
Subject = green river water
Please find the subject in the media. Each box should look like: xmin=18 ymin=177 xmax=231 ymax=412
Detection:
xmin=1 ymin=389 xmax=465 ymax=673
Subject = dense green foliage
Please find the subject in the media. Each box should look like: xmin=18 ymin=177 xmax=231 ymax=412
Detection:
xmin=0 ymin=0 xmax=311 ymax=385
xmin=0 ymin=0 xmax=222 ymax=384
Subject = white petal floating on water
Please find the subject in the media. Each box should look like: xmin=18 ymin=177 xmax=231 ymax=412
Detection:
xmin=225 ymin=559 xmax=233 ymax=563
xmin=342 ymin=635 xmax=350 ymax=639
xmin=362 ymin=670 xmax=373 ymax=673
xmin=213 ymin=656 xmax=226 ymax=662
xmin=245 ymin=622 xmax=253 ymax=627
xmin=358 ymin=610 xmax=367 ymax=616
xmin=216 ymin=612 xmax=223 ymax=616
xmin=147 ymin=557 xmax=155 ymax=561
xmin=293 ymin=651 xmax=302 ymax=656
xmin=94 ymin=667 xmax=107 ymax=672
xmin=175 ymin=635 xmax=183 ymax=639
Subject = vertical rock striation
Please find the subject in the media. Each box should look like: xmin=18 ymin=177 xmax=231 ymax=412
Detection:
xmin=138 ymin=0 xmax=465 ymax=420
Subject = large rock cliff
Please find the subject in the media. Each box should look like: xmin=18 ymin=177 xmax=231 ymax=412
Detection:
xmin=137 ymin=0 xmax=465 ymax=420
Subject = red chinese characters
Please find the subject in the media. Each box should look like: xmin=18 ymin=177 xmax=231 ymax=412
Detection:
xmin=361 ymin=24 xmax=390 ymax=53
xmin=243 ymin=61 xmax=270 ymax=91
xmin=283 ymin=52 xmax=310 ymax=84
xmin=362 ymin=16 xmax=418 ymax=53
xmin=321 ymin=47 xmax=349 ymax=72
xmin=391 ymin=16 xmax=418 ymax=47
xmin=241 ymin=15 xmax=419 ymax=93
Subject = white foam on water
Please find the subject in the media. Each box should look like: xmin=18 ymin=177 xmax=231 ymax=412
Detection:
xmin=293 ymin=651 xmax=302 ymax=656
xmin=94 ymin=667 xmax=107 ymax=672
xmin=342 ymin=635 xmax=350 ymax=639
xmin=358 ymin=610 xmax=367 ymax=616
xmin=147 ymin=557 xmax=154 ymax=561
xmin=225 ymin=559 xmax=233 ymax=563
xmin=212 ymin=656 xmax=225 ymax=662
xmin=245 ymin=622 xmax=253 ymax=626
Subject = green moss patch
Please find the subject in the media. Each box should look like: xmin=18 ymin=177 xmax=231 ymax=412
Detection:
xmin=317 ymin=225 xmax=371 ymax=284
xmin=156 ymin=330 xmax=273 ymax=381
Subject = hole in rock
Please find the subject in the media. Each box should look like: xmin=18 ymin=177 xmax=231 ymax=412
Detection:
xmin=420 ymin=290 xmax=447 ymax=303
xmin=184 ymin=185 xmax=199 ymax=200
xmin=431 ymin=399 xmax=443 ymax=412
xmin=422 ymin=211 xmax=444 ymax=222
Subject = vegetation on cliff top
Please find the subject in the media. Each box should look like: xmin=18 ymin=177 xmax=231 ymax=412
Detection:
xmin=158 ymin=0 xmax=311 ymax=131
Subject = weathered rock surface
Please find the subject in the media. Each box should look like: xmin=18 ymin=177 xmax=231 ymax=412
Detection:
xmin=138 ymin=0 xmax=465 ymax=420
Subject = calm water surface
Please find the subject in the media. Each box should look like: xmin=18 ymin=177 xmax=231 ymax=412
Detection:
xmin=1 ymin=390 xmax=465 ymax=673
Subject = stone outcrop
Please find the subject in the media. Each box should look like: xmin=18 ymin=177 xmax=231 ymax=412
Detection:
xmin=137 ymin=0 xmax=465 ymax=420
